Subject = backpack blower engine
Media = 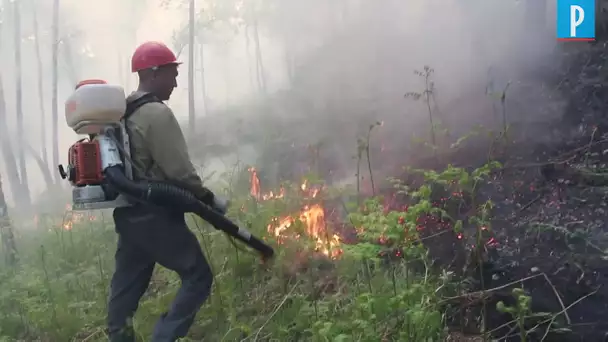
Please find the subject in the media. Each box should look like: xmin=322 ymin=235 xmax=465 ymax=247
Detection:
xmin=57 ymin=79 xmax=274 ymax=260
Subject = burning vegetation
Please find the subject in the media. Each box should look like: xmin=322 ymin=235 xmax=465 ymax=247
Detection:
xmin=249 ymin=168 xmax=343 ymax=259
xmin=61 ymin=204 xmax=98 ymax=230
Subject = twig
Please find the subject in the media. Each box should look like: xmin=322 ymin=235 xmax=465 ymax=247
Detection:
xmin=504 ymin=154 xmax=578 ymax=170
xmin=250 ymin=279 xmax=301 ymax=341
xmin=486 ymin=318 xmax=517 ymax=335
xmin=541 ymin=272 xmax=571 ymax=324
xmin=504 ymin=137 xmax=608 ymax=170
xmin=79 ymin=328 xmax=104 ymax=342
xmin=441 ymin=273 xmax=543 ymax=303
xmin=539 ymin=315 xmax=557 ymax=341
xmin=537 ymin=287 xmax=600 ymax=341
xmin=532 ymin=223 xmax=606 ymax=254
xmin=499 ymin=285 xmax=596 ymax=342
xmin=519 ymin=193 xmax=542 ymax=212
xmin=418 ymin=229 xmax=450 ymax=242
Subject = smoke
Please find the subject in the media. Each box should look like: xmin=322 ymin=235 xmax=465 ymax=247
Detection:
xmin=200 ymin=0 xmax=561 ymax=183
xmin=0 ymin=0 xmax=559 ymax=209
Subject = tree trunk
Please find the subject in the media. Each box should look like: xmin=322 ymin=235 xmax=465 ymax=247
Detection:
xmin=244 ymin=24 xmax=256 ymax=92
xmin=13 ymin=0 xmax=31 ymax=206
xmin=62 ymin=38 xmax=79 ymax=86
xmin=25 ymin=142 xmax=54 ymax=189
xmin=187 ymin=0 xmax=195 ymax=135
xmin=32 ymin=3 xmax=50 ymax=173
xmin=0 ymin=0 xmax=22 ymax=205
xmin=250 ymin=8 xmax=267 ymax=94
xmin=51 ymin=0 xmax=60 ymax=184
xmin=198 ymin=42 xmax=208 ymax=117
xmin=0 ymin=172 xmax=18 ymax=267
xmin=0 ymin=74 xmax=21 ymax=206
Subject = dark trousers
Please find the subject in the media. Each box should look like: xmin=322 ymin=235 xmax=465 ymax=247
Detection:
xmin=107 ymin=206 xmax=213 ymax=342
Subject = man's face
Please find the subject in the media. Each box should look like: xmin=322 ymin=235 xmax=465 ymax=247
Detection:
xmin=153 ymin=64 xmax=179 ymax=101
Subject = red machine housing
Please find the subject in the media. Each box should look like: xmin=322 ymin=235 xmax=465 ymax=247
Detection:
xmin=67 ymin=140 xmax=103 ymax=186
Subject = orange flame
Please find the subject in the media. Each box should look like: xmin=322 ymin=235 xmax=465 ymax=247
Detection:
xmin=248 ymin=167 xmax=343 ymax=259
xmin=62 ymin=203 xmax=98 ymax=230
xmin=248 ymin=167 xmax=342 ymax=258
xmin=248 ymin=167 xmax=285 ymax=200
xmin=248 ymin=167 xmax=261 ymax=200
xmin=300 ymin=180 xmax=320 ymax=198
xmin=267 ymin=204 xmax=342 ymax=259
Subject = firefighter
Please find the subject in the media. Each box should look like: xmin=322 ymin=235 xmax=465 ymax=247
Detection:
xmin=107 ymin=41 xmax=225 ymax=342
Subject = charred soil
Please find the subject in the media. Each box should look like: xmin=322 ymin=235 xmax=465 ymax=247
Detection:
xmin=402 ymin=44 xmax=608 ymax=341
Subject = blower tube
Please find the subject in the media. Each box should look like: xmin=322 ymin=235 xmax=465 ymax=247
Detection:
xmin=104 ymin=165 xmax=274 ymax=260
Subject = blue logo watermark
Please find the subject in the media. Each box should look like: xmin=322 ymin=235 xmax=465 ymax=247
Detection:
xmin=557 ymin=0 xmax=595 ymax=40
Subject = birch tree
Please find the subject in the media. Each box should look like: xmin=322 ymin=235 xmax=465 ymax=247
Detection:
xmin=51 ymin=0 xmax=59 ymax=184
xmin=13 ymin=0 xmax=31 ymax=206
xmin=0 ymin=0 xmax=22 ymax=206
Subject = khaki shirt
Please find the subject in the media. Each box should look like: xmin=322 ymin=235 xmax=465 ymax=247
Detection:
xmin=124 ymin=91 xmax=210 ymax=200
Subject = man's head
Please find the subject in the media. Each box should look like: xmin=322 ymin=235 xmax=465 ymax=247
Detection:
xmin=136 ymin=64 xmax=178 ymax=101
xmin=131 ymin=41 xmax=181 ymax=101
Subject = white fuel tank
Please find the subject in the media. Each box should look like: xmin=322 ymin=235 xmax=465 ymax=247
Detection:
xmin=65 ymin=82 xmax=126 ymax=135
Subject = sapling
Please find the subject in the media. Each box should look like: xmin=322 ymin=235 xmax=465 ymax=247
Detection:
xmin=355 ymin=138 xmax=365 ymax=206
xmin=500 ymin=82 xmax=511 ymax=142
xmin=352 ymin=122 xmax=382 ymax=203
xmin=486 ymin=66 xmax=499 ymax=122
xmin=405 ymin=66 xmax=437 ymax=149
xmin=496 ymin=288 xmax=533 ymax=342
xmin=365 ymin=121 xmax=381 ymax=196
xmin=485 ymin=69 xmax=511 ymax=146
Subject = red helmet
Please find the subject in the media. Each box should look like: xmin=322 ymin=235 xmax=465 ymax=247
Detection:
xmin=75 ymin=79 xmax=107 ymax=89
xmin=131 ymin=41 xmax=181 ymax=73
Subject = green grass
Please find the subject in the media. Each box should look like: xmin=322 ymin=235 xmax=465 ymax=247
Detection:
xmin=0 ymin=176 xmax=453 ymax=342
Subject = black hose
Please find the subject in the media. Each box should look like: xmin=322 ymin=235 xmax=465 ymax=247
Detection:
xmin=104 ymin=165 xmax=274 ymax=259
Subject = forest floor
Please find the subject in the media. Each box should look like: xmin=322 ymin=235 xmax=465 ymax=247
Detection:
xmin=430 ymin=43 xmax=608 ymax=341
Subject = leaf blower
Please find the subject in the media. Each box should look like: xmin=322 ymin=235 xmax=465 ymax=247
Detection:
xmin=57 ymin=79 xmax=274 ymax=260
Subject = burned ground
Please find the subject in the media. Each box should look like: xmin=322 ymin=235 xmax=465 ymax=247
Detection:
xmin=405 ymin=44 xmax=608 ymax=341
xmin=294 ymin=43 xmax=608 ymax=341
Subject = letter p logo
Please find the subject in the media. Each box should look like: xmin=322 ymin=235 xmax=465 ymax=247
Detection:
xmin=570 ymin=5 xmax=585 ymax=37
xmin=557 ymin=0 xmax=595 ymax=41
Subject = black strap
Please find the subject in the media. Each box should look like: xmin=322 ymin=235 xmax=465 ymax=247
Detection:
xmin=121 ymin=93 xmax=162 ymax=181
xmin=123 ymin=93 xmax=162 ymax=120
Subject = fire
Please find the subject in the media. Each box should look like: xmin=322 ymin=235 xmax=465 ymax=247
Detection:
xmin=300 ymin=180 xmax=320 ymax=198
xmin=268 ymin=204 xmax=342 ymax=259
xmin=248 ymin=167 xmax=342 ymax=258
xmin=61 ymin=203 xmax=98 ymax=230
xmin=248 ymin=167 xmax=261 ymax=200
xmin=248 ymin=167 xmax=285 ymax=200
xmin=262 ymin=188 xmax=285 ymax=200
xmin=247 ymin=167 xmax=285 ymax=201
